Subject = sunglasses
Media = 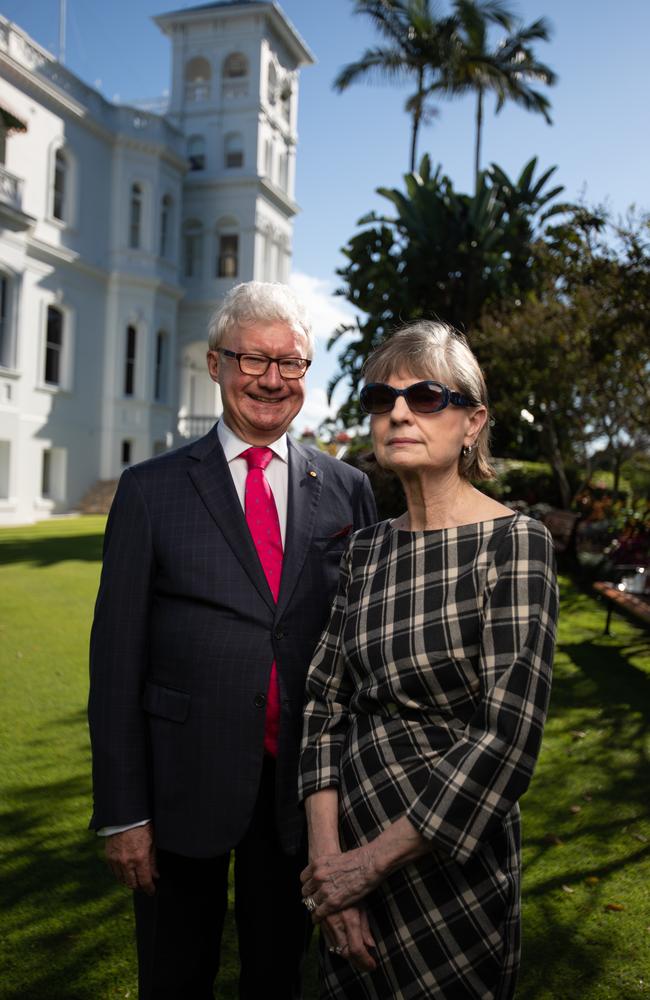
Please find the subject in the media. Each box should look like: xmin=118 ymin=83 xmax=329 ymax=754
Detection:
xmin=360 ymin=380 xmax=477 ymax=415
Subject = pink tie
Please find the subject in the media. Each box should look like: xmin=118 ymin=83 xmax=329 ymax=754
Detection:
xmin=242 ymin=446 xmax=282 ymax=757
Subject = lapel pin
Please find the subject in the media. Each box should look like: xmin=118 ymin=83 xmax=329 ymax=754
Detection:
xmin=308 ymin=469 xmax=318 ymax=478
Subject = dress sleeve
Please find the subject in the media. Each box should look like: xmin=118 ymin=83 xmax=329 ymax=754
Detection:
xmin=406 ymin=517 xmax=558 ymax=863
xmin=298 ymin=545 xmax=355 ymax=802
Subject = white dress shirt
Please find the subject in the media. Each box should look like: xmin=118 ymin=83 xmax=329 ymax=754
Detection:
xmin=98 ymin=418 xmax=289 ymax=837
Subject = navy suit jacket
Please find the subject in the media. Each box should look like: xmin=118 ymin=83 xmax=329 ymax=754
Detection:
xmin=88 ymin=424 xmax=377 ymax=857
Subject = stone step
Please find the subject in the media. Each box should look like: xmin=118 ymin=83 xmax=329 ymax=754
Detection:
xmin=78 ymin=479 xmax=119 ymax=515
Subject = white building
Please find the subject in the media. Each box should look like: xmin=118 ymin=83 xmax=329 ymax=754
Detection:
xmin=0 ymin=1 xmax=313 ymax=524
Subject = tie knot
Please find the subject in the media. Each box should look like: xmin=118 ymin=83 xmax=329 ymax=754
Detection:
xmin=242 ymin=446 xmax=274 ymax=472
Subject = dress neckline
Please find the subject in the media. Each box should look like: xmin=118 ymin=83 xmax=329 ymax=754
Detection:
xmin=389 ymin=512 xmax=518 ymax=536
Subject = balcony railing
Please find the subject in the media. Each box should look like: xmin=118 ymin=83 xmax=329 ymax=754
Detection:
xmin=0 ymin=164 xmax=23 ymax=211
xmin=177 ymin=414 xmax=217 ymax=439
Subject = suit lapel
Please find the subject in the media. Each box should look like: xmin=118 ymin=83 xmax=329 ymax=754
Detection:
xmin=277 ymin=438 xmax=322 ymax=617
xmin=187 ymin=425 xmax=275 ymax=611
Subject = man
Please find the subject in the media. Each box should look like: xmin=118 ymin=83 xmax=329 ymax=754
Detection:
xmin=88 ymin=281 xmax=377 ymax=999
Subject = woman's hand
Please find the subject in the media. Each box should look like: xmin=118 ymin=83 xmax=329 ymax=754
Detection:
xmin=320 ymin=906 xmax=377 ymax=973
xmin=301 ymin=845 xmax=382 ymax=918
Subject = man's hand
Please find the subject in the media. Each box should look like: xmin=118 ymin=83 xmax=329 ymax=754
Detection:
xmin=105 ymin=823 xmax=158 ymax=895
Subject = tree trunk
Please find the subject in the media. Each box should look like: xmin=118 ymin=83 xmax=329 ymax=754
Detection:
xmin=612 ymin=449 xmax=622 ymax=497
xmin=542 ymin=413 xmax=572 ymax=509
xmin=474 ymin=88 xmax=483 ymax=193
xmin=410 ymin=69 xmax=424 ymax=172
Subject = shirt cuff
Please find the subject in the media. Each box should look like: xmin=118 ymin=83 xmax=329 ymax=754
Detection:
xmin=96 ymin=819 xmax=151 ymax=837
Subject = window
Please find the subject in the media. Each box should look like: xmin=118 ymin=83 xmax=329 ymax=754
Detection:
xmin=185 ymin=57 xmax=211 ymax=102
xmin=267 ymin=64 xmax=277 ymax=105
xmin=183 ymin=221 xmax=203 ymax=279
xmin=154 ymin=330 xmax=167 ymax=402
xmin=217 ymin=234 xmax=238 ymax=278
xmin=279 ymin=147 xmax=289 ymax=191
xmin=224 ymin=133 xmax=243 ymax=169
xmin=281 ymin=82 xmax=292 ymax=122
xmin=0 ymin=441 xmax=10 ymax=499
xmin=53 ymin=148 xmax=67 ymax=221
xmin=223 ymin=53 xmax=248 ymax=78
xmin=264 ymin=139 xmax=273 ymax=180
xmin=124 ymin=325 xmax=137 ymax=396
xmin=40 ymin=447 xmax=66 ymax=501
xmin=41 ymin=449 xmax=52 ymax=497
xmin=129 ymin=184 xmax=142 ymax=249
xmin=187 ymin=135 xmax=205 ymax=172
xmin=121 ymin=440 xmax=132 ymax=465
xmin=44 ymin=305 xmax=63 ymax=386
xmin=0 ymin=274 xmax=13 ymax=369
xmin=160 ymin=195 xmax=172 ymax=257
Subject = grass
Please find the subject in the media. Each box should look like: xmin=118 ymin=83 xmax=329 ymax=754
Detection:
xmin=0 ymin=517 xmax=648 ymax=1000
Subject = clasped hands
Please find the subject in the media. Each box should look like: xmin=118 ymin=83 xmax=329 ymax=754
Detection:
xmin=300 ymin=846 xmax=382 ymax=972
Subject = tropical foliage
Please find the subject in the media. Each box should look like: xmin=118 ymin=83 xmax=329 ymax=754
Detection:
xmin=327 ymin=153 xmax=568 ymax=424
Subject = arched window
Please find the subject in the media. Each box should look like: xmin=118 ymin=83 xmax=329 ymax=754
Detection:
xmin=129 ymin=183 xmax=142 ymax=249
xmin=160 ymin=195 xmax=173 ymax=257
xmin=185 ymin=56 xmax=211 ymax=102
xmin=224 ymin=133 xmax=243 ymax=169
xmin=223 ymin=53 xmax=248 ymax=79
xmin=183 ymin=220 xmax=203 ymax=279
xmin=187 ymin=135 xmax=205 ymax=172
xmin=267 ymin=63 xmax=277 ymax=105
xmin=218 ymin=235 xmax=238 ymax=278
xmin=216 ymin=219 xmax=239 ymax=279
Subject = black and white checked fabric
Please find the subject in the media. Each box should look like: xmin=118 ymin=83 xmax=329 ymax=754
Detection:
xmin=299 ymin=514 xmax=558 ymax=1000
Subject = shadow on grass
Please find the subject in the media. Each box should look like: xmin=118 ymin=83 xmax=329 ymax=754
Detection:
xmin=0 ymin=710 xmax=138 ymax=1000
xmin=0 ymin=533 xmax=104 ymax=568
xmin=517 ymin=631 xmax=650 ymax=998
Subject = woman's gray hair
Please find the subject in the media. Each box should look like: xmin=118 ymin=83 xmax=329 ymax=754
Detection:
xmin=363 ymin=320 xmax=495 ymax=481
xmin=207 ymin=281 xmax=314 ymax=357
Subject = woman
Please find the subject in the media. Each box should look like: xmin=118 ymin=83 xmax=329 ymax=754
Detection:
xmin=298 ymin=321 xmax=558 ymax=1000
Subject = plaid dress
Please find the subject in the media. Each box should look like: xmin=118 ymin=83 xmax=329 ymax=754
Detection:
xmin=298 ymin=514 xmax=558 ymax=1000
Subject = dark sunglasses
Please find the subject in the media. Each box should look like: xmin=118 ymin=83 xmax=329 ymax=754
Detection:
xmin=360 ymin=380 xmax=477 ymax=415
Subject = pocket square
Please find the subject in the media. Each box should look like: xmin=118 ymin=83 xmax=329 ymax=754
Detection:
xmin=330 ymin=524 xmax=353 ymax=540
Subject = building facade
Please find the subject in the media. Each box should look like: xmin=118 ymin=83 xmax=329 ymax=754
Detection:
xmin=0 ymin=1 xmax=313 ymax=524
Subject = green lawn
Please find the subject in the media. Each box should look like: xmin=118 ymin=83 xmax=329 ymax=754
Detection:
xmin=0 ymin=517 xmax=648 ymax=1000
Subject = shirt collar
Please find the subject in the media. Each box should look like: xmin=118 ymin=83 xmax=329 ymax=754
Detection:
xmin=217 ymin=418 xmax=289 ymax=464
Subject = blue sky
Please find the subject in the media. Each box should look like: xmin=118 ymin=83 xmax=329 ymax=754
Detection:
xmin=3 ymin=0 xmax=650 ymax=429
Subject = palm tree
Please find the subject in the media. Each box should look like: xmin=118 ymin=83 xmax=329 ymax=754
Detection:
xmin=333 ymin=1 xmax=455 ymax=172
xmin=446 ymin=0 xmax=556 ymax=190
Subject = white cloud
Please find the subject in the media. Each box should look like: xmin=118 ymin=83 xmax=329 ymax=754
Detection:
xmin=294 ymin=386 xmax=337 ymax=434
xmin=289 ymin=271 xmax=357 ymax=342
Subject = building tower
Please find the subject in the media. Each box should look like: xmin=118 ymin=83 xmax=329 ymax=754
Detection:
xmin=154 ymin=2 xmax=314 ymax=439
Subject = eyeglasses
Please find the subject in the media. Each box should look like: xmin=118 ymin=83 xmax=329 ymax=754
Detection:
xmin=360 ymin=380 xmax=477 ymax=415
xmin=217 ymin=348 xmax=311 ymax=380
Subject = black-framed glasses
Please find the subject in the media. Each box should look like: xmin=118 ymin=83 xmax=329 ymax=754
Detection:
xmin=360 ymin=380 xmax=477 ymax=415
xmin=217 ymin=348 xmax=311 ymax=379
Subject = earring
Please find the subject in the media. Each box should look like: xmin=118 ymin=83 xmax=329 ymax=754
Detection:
xmin=461 ymin=444 xmax=474 ymax=457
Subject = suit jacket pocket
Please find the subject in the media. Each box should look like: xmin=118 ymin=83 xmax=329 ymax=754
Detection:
xmin=142 ymin=681 xmax=190 ymax=723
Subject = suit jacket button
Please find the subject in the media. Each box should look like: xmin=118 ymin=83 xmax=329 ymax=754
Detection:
xmin=254 ymin=693 xmax=267 ymax=708
xmin=274 ymin=628 xmax=284 ymax=640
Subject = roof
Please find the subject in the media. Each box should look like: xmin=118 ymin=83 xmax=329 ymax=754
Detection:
xmin=154 ymin=2 xmax=314 ymax=66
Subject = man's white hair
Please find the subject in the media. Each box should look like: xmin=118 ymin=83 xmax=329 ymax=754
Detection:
xmin=207 ymin=281 xmax=314 ymax=357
